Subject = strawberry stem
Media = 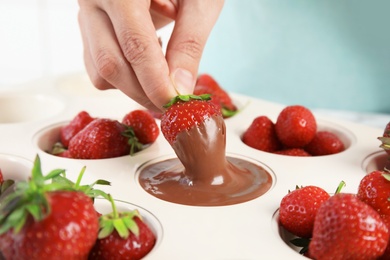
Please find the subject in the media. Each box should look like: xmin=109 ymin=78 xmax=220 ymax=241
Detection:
xmin=334 ymin=180 xmax=346 ymax=194
xmin=108 ymin=194 xmax=119 ymax=219
xmin=74 ymin=166 xmax=86 ymax=188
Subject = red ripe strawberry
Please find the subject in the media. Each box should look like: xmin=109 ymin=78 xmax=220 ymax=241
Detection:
xmin=279 ymin=185 xmax=330 ymax=238
xmin=274 ymin=148 xmax=311 ymax=157
xmin=89 ymin=195 xmax=156 ymax=260
xmin=0 ymin=156 xmax=99 ymax=260
xmin=122 ymin=109 xmax=160 ymax=145
xmin=378 ymin=121 xmax=390 ymax=155
xmin=305 ymin=130 xmax=345 ymax=156
xmin=194 ymin=74 xmax=237 ymax=118
xmin=357 ymin=170 xmax=390 ymax=218
xmin=309 ymin=193 xmax=389 ymax=260
xmin=68 ymin=118 xmax=131 ymax=159
xmin=0 ymin=192 xmax=98 ymax=259
xmin=379 ymin=215 xmax=390 ymax=260
xmin=242 ymin=116 xmax=282 ymax=152
xmin=275 ymin=105 xmax=317 ymax=148
xmin=60 ymin=111 xmax=95 ymax=148
xmin=160 ymin=94 xmax=221 ymax=145
xmin=0 ymin=169 xmax=3 ymax=184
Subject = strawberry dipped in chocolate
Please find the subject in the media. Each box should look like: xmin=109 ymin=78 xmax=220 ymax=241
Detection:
xmin=139 ymin=95 xmax=272 ymax=206
xmin=161 ymin=94 xmax=228 ymax=183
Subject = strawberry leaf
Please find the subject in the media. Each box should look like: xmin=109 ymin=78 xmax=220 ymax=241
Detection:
xmin=98 ymin=219 xmax=114 ymax=239
xmin=0 ymin=154 xmax=110 ymax=235
xmin=44 ymin=168 xmax=66 ymax=181
xmin=122 ymin=126 xmax=144 ymax=156
xmin=378 ymin=136 xmax=390 ymax=150
xmin=382 ymin=172 xmax=390 ymax=181
xmin=163 ymin=94 xmax=212 ymax=108
xmin=221 ymin=107 xmax=238 ymax=118
xmin=0 ymin=179 xmax=15 ymax=195
xmin=290 ymin=237 xmax=311 ymax=254
xmin=96 ymin=194 xmax=141 ymax=240
xmin=114 ymin=218 xmax=130 ymax=239
xmin=50 ymin=142 xmax=67 ymax=155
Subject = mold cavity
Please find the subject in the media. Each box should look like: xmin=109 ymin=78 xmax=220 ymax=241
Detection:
xmin=362 ymin=151 xmax=390 ymax=173
xmin=0 ymin=94 xmax=64 ymax=124
xmin=0 ymin=153 xmax=33 ymax=181
xmin=137 ymin=154 xmax=275 ymax=207
xmin=32 ymin=122 xmax=65 ymax=155
xmin=93 ymin=198 xmax=163 ymax=257
xmin=241 ymin=119 xmax=356 ymax=156
xmin=271 ymin=210 xmax=303 ymax=255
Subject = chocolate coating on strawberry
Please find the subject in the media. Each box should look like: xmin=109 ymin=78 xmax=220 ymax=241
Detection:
xmin=139 ymin=95 xmax=273 ymax=206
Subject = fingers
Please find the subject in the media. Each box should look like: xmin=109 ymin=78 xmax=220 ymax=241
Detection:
xmin=78 ymin=2 xmax=162 ymax=111
xmin=101 ymin=0 xmax=178 ymax=110
xmin=166 ymin=0 xmax=224 ymax=93
xmin=77 ymin=0 xmax=223 ymax=112
xmin=78 ymin=10 xmax=115 ymax=91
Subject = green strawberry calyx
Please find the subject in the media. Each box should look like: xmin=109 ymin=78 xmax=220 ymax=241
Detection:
xmin=50 ymin=141 xmax=67 ymax=155
xmin=0 ymin=155 xmax=110 ymax=235
xmin=378 ymin=136 xmax=390 ymax=150
xmin=163 ymin=94 xmax=211 ymax=109
xmin=97 ymin=194 xmax=142 ymax=240
xmin=377 ymin=136 xmax=390 ymax=173
xmin=221 ymin=107 xmax=238 ymax=118
xmin=0 ymin=179 xmax=15 ymax=197
xmin=121 ymin=125 xmax=144 ymax=156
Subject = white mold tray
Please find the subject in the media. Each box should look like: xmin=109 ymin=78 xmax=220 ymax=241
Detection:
xmin=0 ymin=72 xmax=387 ymax=259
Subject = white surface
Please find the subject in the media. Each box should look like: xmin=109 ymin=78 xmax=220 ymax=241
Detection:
xmin=0 ymin=73 xmax=386 ymax=259
xmin=0 ymin=0 xmax=83 ymax=87
xmin=314 ymin=109 xmax=389 ymax=130
xmin=0 ymin=0 xmax=172 ymax=89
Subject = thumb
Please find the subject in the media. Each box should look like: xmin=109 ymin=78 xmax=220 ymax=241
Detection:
xmin=166 ymin=0 xmax=224 ymax=95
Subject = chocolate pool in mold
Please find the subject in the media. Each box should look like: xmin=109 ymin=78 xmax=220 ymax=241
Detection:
xmin=137 ymin=154 xmax=275 ymax=206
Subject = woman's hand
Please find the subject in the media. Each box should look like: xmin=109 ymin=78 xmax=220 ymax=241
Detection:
xmin=78 ymin=0 xmax=224 ymax=111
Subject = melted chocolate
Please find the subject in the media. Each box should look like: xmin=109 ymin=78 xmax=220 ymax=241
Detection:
xmin=138 ymin=115 xmax=273 ymax=206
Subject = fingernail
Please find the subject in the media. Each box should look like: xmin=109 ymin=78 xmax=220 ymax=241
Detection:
xmin=171 ymin=68 xmax=194 ymax=95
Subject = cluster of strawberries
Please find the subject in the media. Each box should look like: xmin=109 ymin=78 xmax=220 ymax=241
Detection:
xmin=149 ymin=74 xmax=238 ymax=120
xmin=242 ymin=105 xmax=345 ymax=156
xmin=53 ymin=73 xmax=237 ymax=160
xmin=278 ymin=123 xmax=390 ymax=259
xmin=0 ymin=156 xmax=156 ymax=259
xmin=52 ymin=109 xmax=160 ymax=159
xmin=193 ymin=74 xmax=238 ymax=118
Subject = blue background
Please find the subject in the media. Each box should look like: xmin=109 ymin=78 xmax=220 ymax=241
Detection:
xmin=199 ymin=0 xmax=390 ymax=113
